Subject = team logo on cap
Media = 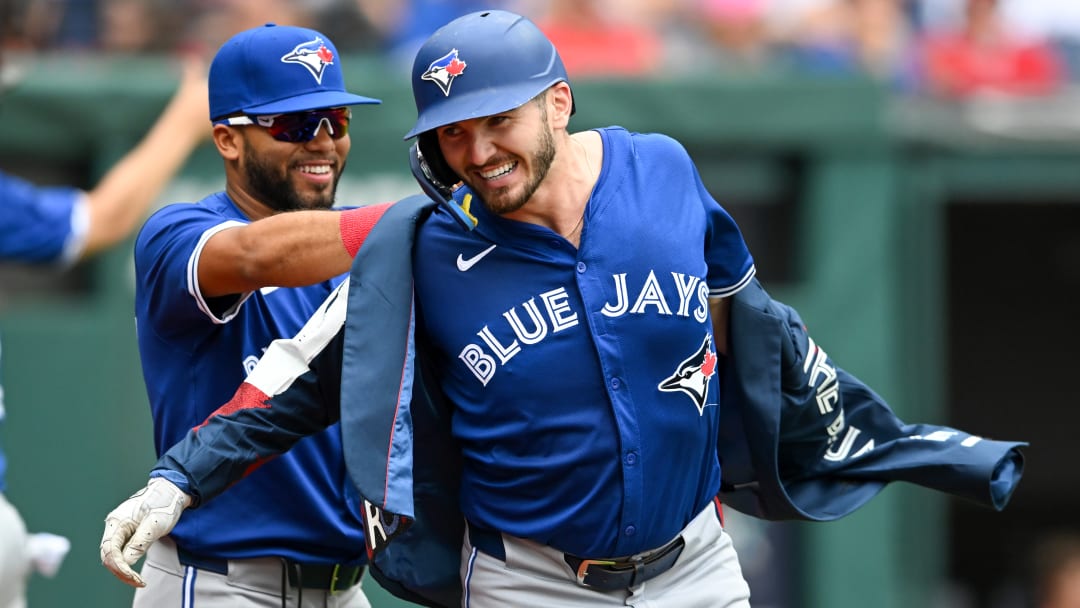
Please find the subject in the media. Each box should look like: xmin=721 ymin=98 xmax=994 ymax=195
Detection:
xmin=281 ymin=37 xmax=335 ymax=84
xmin=421 ymin=49 xmax=467 ymax=96
xmin=658 ymin=334 xmax=718 ymax=416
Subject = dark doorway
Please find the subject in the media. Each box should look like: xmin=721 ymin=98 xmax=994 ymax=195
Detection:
xmin=946 ymin=200 xmax=1080 ymax=607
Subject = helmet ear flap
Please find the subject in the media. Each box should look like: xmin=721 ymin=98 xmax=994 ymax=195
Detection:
xmin=408 ymin=136 xmax=478 ymax=232
xmin=417 ymin=131 xmax=460 ymax=189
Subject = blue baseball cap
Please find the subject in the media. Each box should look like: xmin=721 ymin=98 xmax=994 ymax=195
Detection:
xmin=209 ymin=23 xmax=380 ymax=121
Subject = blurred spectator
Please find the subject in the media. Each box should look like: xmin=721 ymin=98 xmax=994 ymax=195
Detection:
xmin=354 ymin=0 xmax=512 ymax=68
xmin=533 ymin=0 xmax=667 ymax=78
xmin=307 ymin=1 xmax=384 ymax=54
xmin=98 ymin=0 xmax=185 ymax=53
xmin=772 ymin=0 xmax=920 ymax=89
xmin=2 ymin=0 xmax=96 ymax=50
xmin=999 ymin=0 xmax=1080 ymax=84
xmin=176 ymin=0 xmax=321 ymax=57
xmin=4 ymin=0 xmax=183 ymax=52
xmin=769 ymin=0 xmax=851 ymax=73
xmin=1032 ymin=533 xmax=1080 ymax=608
xmin=691 ymin=0 xmax=778 ymax=74
xmin=2 ymin=0 xmax=380 ymax=57
xmin=848 ymin=0 xmax=919 ymax=87
xmin=918 ymin=0 xmax=1065 ymax=99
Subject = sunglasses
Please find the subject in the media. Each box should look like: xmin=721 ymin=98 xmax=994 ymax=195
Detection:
xmin=221 ymin=107 xmax=352 ymax=143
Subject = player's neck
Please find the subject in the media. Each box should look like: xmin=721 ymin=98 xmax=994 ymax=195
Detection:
xmin=501 ymin=131 xmax=599 ymax=245
xmin=225 ymin=183 xmax=277 ymax=221
xmin=559 ymin=132 xmax=600 ymax=247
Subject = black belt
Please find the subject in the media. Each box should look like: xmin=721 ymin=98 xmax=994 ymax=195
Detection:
xmin=563 ymin=536 xmax=685 ymax=591
xmin=176 ymin=546 xmax=365 ymax=592
xmin=468 ymin=525 xmax=685 ymax=592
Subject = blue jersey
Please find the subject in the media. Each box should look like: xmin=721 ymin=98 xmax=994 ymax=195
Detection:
xmin=1 ymin=171 xmax=87 ymax=491
xmin=412 ymin=127 xmax=755 ymax=558
xmin=134 ymin=192 xmax=365 ymax=564
xmin=0 ymin=171 xmax=86 ymax=265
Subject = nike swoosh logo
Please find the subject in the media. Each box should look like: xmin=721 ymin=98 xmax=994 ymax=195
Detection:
xmin=456 ymin=244 xmax=497 ymax=272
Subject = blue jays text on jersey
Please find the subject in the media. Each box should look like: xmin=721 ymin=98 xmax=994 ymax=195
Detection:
xmin=457 ymin=268 xmax=716 ymax=388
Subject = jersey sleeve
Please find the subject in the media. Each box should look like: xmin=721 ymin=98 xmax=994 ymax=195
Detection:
xmin=154 ymin=279 xmax=350 ymax=503
xmin=699 ymin=169 xmax=756 ymax=298
xmin=134 ymin=203 xmax=252 ymax=340
xmin=631 ymin=133 xmax=756 ymax=298
xmin=0 ymin=171 xmax=88 ymax=265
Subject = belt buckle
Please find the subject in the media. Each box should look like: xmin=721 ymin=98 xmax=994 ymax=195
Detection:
xmin=574 ymin=558 xmax=618 ymax=585
xmin=329 ymin=564 xmax=342 ymax=594
xmin=328 ymin=564 xmax=364 ymax=594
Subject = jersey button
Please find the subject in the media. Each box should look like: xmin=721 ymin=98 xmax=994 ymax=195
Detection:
xmin=610 ymin=377 xmax=621 ymax=390
xmin=625 ymin=451 xmax=637 ymax=465
xmin=624 ymin=525 xmax=637 ymax=537
xmin=576 ymin=261 xmax=586 ymax=273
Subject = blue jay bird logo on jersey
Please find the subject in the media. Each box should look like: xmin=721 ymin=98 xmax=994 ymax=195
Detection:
xmin=422 ymin=49 xmax=467 ymax=96
xmin=658 ymin=334 xmax=718 ymax=416
xmin=281 ymin=37 xmax=336 ymax=84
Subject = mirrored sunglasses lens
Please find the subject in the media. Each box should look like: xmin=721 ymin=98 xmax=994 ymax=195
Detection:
xmin=266 ymin=109 xmax=350 ymax=142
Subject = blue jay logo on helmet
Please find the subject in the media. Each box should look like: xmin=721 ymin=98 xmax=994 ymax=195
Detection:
xmin=421 ymin=49 xmax=468 ymax=96
xmin=281 ymin=37 xmax=336 ymax=84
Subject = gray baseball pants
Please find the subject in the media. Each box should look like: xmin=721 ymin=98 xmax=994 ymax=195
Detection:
xmin=133 ymin=537 xmax=371 ymax=608
xmin=461 ymin=502 xmax=752 ymax=607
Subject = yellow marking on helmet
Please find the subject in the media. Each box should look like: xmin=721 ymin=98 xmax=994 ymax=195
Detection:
xmin=461 ymin=193 xmax=478 ymax=227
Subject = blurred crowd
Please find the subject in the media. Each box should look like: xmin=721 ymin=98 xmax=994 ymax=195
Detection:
xmin=5 ymin=0 xmax=1080 ymax=100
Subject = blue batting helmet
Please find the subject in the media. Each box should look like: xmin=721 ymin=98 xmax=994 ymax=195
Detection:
xmin=403 ymin=10 xmax=572 ymax=140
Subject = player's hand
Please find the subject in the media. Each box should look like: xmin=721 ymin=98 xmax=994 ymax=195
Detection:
xmin=100 ymin=477 xmax=192 ymax=587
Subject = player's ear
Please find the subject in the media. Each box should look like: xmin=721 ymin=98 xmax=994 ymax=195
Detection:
xmin=213 ymin=124 xmax=243 ymax=161
xmin=549 ymin=83 xmax=573 ymax=128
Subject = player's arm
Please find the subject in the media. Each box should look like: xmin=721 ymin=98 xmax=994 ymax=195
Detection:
xmin=81 ymin=58 xmax=210 ymax=260
xmin=162 ymin=294 xmax=348 ymax=503
xmin=196 ymin=203 xmax=389 ymax=297
xmin=710 ymin=296 xmax=732 ymax=357
xmin=101 ymin=280 xmax=349 ymax=587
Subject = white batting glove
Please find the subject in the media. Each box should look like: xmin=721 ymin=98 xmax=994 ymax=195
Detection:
xmin=100 ymin=477 xmax=192 ymax=587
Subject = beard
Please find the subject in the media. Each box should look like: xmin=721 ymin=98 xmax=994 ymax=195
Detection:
xmin=471 ymin=121 xmax=556 ymax=216
xmin=243 ymin=146 xmax=340 ymax=212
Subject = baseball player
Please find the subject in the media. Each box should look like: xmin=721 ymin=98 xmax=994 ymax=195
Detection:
xmin=399 ymin=11 xmax=756 ymax=606
xmin=1 ymin=58 xmax=208 ymax=607
xmin=113 ymin=24 xmax=394 ymax=608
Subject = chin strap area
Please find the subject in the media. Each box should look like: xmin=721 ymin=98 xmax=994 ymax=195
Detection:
xmin=408 ymin=141 xmax=478 ymax=231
